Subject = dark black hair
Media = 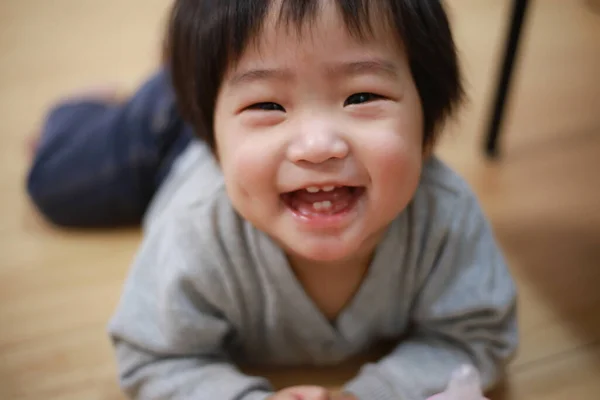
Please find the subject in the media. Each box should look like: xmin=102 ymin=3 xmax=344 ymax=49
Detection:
xmin=166 ymin=0 xmax=464 ymax=151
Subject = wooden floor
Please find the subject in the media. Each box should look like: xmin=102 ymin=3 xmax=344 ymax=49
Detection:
xmin=1 ymin=0 xmax=599 ymax=399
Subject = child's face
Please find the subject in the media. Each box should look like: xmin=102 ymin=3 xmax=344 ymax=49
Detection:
xmin=214 ymin=3 xmax=424 ymax=265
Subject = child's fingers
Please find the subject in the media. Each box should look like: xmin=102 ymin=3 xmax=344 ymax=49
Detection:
xmin=267 ymin=391 xmax=300 ymax=400
xmin=284 ymin=385 xmax=331 ymax=400
xmin=275 ymin=394 xmax=304 ymax=400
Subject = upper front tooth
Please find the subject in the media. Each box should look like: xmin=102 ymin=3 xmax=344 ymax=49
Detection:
xmin=306 ymin=186 xmax=320 ymax=193
xmin=322 ymin=186 xmax=335 ymax=192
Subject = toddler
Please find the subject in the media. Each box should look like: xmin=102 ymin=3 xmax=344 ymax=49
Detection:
xmin=108 ymin=1 xmax=518 ymax=399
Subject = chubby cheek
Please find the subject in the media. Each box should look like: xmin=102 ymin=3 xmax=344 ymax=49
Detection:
xmin=232 ymin=149 xmax=273 ymax=194
xmin=359 ymin=90 xmax=423 ymax=196
xmin=217 ymin=134 xmax=279 ymax=216
xmin=365 ymin=129 xmax=423 ymax=212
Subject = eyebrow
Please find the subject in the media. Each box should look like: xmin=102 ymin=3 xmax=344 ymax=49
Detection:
xmin=228 ymin=68 xmax=293 ymax=88
xmin=227 ymin=58 xmax=399 ymax=88
xmin=326 ymin=59 xmax=400 ymax=80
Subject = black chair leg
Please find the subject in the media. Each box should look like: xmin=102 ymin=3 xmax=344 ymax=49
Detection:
xmin=484 ymin=0 xmax=531 ymax=158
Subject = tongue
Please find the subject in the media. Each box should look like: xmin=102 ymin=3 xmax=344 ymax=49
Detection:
xmin=289 ymin=187 xmax=355 ymax=215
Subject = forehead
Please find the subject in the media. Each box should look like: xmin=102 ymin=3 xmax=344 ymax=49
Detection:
xmin=229 ymin=0 xmax=405 ymax=73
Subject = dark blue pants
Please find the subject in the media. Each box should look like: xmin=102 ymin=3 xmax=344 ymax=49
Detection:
xmin=26 ymin=69 xmax=194 ymax=227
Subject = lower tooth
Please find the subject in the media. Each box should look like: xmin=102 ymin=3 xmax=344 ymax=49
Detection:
xmin=312 ymin=201 xmax=332 ymax=211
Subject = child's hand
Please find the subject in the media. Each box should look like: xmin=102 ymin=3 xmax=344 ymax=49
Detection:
xmin=266 ymin=386 xmax=331 ymax=400
xmin=267 ymin=387 xmax=359 ymax=400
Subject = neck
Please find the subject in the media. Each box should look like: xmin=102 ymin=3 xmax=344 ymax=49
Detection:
xmin=290 ymin=252 xmax=372 ymax=321
xmin=286 ymin=232 xmax=385 ymax=321
xmin=289 ymin=251 xmax=372 ymax=281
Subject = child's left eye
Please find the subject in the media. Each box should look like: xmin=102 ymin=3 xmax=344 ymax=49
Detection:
xmin=344 ymin=92 xmax=383 ymax=106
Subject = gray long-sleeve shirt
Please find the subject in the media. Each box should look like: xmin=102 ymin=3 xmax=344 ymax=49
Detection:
xmin=108 ymin=140 xmax=518 ymax=400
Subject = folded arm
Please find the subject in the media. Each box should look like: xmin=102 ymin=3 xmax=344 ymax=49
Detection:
xmin=108 ymin=215 xmax=274 ymax=399
xmin=344 ymin=194 xmax=518 ymax=400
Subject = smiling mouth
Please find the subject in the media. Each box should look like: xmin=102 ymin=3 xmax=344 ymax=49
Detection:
xmin=280 ymin=186 xmax=365 ymax=217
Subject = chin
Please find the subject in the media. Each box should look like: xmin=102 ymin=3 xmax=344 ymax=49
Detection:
xmin=286 ymin=237 xmax=363 ymax=263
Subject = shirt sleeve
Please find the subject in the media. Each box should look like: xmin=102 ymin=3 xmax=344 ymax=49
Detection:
xmin=343 ymin=192 xmax=518 ymax=400
xmin=108 ymin=212 xmax=274 ymax=400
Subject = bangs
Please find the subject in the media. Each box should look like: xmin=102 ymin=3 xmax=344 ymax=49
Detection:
xmin=224 ymin=0 xmax=392 ymax=64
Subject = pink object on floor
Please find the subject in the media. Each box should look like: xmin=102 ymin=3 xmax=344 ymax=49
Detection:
xmin=426 ymin=365 xmax=487 ymax=400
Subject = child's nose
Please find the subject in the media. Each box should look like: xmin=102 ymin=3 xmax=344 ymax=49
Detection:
xmin=286 ymin=123 xmax=349 ymax=165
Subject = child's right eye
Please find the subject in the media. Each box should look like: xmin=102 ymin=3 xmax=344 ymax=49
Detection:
xmin=246 ymin=102 xmax=285 ymax=112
